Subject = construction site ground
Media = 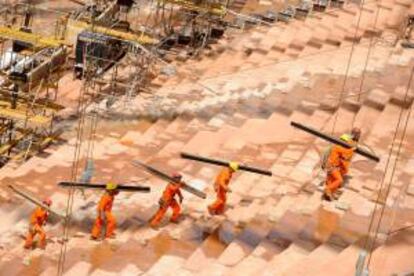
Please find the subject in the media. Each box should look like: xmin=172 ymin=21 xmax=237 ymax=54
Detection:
xmin=0 ymin=0 xmax=414 ymax=275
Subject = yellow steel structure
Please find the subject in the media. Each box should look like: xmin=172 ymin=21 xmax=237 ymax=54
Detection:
xmin=67 ymin=20 xmax=159 ymax=45
xmin=0 ymin=107 xmax=51 ymax=126
xmin=0 ymin=26 xmax=68 ymax=49
xmin=0 ymin=130 xmax=31 ymax=156
xmin=160 ymin=0 xmax=227 ymax=16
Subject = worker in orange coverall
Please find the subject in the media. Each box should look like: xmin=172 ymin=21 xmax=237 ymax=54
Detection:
xmin=24 ymin=199 xmax=52 ymax=249
xmin=91 ymin=182 xmax=119 ymax=240
xmin=339 ymin=127 xmax=361 ymax=177
xmin=208 ymin=162 xmax=239 ymax=215
xmin=323 ymin=128 xmax=360 ymax=201
xmin=150 ymin=173 xmax=184 ymax=228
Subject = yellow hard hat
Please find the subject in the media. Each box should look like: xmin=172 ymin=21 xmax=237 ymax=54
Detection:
xmin=106 ymin=182 xmax=118 ymax=191
xmin=340 ymin=134 xmax=352 ymax=142
xmin=229 ymin=161 xmax=239 ymax=171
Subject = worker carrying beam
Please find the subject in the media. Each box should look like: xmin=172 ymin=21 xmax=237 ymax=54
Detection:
xmin=131 ymin=160 xmax=206 ymax=199
xmin=290 ymin=122 xmax=379 ymax=162
xmin=208 ymin=162 xmax=239 ymax=215
xmin=180 ymin=152 xmax=272 ymax=176
xmin=91 ymin=182 xmax=119 ymax=240
xmin=24 ymin=198 xmax=52 ymax=250
xmin=150 ymin=173 xmax=184 ymax=228
xmin=322 ymin=128 xmax=361 ymax=201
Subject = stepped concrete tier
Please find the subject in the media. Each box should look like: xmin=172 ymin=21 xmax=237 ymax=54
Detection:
xmin=0 ymin=0 xmax=414 ymax=275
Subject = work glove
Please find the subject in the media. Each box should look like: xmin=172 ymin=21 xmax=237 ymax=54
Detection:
xmin=179 ymin=196 xmax=184 ymax=204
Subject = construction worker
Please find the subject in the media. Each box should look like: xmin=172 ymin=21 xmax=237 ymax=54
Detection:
xmin=150 ymin=173 xmax=184 ymax=228
xmin=340 ymin=127 xmax=361 ymax=177
xmin=322 ymin=129 xmax=360 ymax=201
xmin=24 ymin=199 xmax=52 ymax=250
xmin=91 ymin=182 xmax=119 ymax=240
xmin=208 ymin=162 xmax=238 ymax=215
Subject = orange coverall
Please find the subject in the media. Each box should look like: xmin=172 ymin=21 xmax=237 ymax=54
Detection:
xmin=208 ymin=167 xmax=233 ymax=215
xmin=91 ymin=192 xmax=117 ymax=239
xmin=325 ymin=144 xmax=355 ymax=196
xmin=25 ymin=207 xmax=49 ymax=249
xmin=150 ymin=182 xmax=183 ymax=227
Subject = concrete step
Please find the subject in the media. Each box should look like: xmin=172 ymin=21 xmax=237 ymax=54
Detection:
xmin=307 ymin=239 xmax=365 ymax=275
xmin=285 ymin=242 xmax=342 ymax=275
xmin=217 ymin=219 xmax=271 ymax=267
xmin=261 ymin=240 xmax=315 ymax=275
xmin=368 ymin=228 xmax=414 ymax=275
xmin=145 ymin=255 xmax=186 ymax=276
xmin=184 ymin=231 xmax=227 ymax=273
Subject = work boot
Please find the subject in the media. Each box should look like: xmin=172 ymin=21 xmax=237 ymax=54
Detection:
xmin=90 ymin=235 xmax=100 ymax=241
xmin=150 ymin=224 xmax=159 ymax=230
xmin=106 ymin=234 xmax=116 ymax=239
xmin=208 ymin=206 xmax=217 ymax=216
xmin=335 ymin=188 xmax=344 ymax=197
xmin=322 ymin=191 xmax=334 ymax=201
xmin=149 ymin=220 xmax=159 ymax=229
xmin=170 ymin=217 xmax=181 ymax=224
xmin=24 ymin=243 xmax=32 ymax=250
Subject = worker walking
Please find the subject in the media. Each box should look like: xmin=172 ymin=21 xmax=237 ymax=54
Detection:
xmin=322 ymin=128 xmax=360 ymax=201
xmin=24 ymin=199 xmax=52 ymax=250
xmin=208 ymin=162 xmax=238 ymax=215
xmin=150 ymin=173 xmax=184 ymax=228
xmin=339 ymin=128 xmax=361 ymax=177
xmin=91 ymin=182 xmax=119 ymax=240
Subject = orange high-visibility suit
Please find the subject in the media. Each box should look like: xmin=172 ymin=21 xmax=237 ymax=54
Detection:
xmin=339 ymin=146 xmax=355 ymax=176
xmin=208 ymin=167 xmax=233 ymax=215
xmin=150 ymin=182 xmax=183 ymax=227
xmin=91 ymin=192 xmax=117 ymax=239
xmin=24 ymin=207 xmax=49 ymax=249
xmin=325 ymin=144 xmax=355 ymax=196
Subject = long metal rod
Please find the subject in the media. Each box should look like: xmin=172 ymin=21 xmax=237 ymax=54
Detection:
xmin=58 ymin=181 xmax=151 ymax=192
xmin=290 ymin=121 xmax=380 ymax=162
xmin=132 ymin=160 xmax=207 ymax=199
xmin=8 ymin=184 xmax=67 ymax=219
xmin=180 ymin=152 xmax=273 ymax=176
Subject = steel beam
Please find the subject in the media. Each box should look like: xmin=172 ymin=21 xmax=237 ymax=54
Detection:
xmin=290 ymin=121 xmax=380 ymax=162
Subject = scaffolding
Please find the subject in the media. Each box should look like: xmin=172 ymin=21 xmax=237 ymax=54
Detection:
xmin=0 ymin=0 xmax=241 ymax=166
xmin=0 ymin=4 xmax=67 ymax=166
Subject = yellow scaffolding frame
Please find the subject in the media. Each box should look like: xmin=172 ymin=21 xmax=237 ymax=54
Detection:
xmin=68 ymin=20 xmax=159 ymax=45
xmin=0 ymin=107 xmax=52 ymax=126
xmin=0 ymin=26 xmax=69 ymax=49
xmin=160 ymin=0 xmax=227 ymax=16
